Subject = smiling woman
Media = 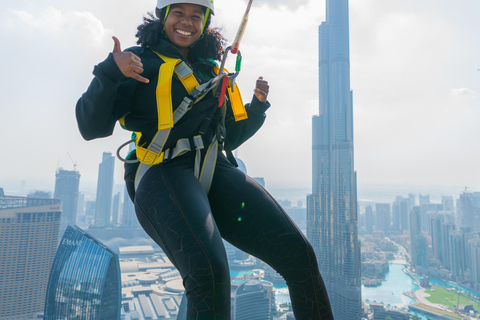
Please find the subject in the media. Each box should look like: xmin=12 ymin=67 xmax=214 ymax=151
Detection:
xmin=75 ymin=0 xmax=334 ymax=319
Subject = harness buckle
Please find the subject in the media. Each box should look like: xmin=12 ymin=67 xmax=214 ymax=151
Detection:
xmin=163 ymin=149 xmax=172 ymax=163
xmin=138 ymin=147 xmax=165 ymax=165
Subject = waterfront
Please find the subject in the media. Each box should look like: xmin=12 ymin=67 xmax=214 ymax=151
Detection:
xmin=362 ymin=263 xmax=417 ymax=307
xmin=231 ymin=263 xmax=418 ymax=307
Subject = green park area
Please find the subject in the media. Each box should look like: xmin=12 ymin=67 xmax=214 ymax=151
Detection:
xmin=425 ymin=285 xmax=480 ymax=312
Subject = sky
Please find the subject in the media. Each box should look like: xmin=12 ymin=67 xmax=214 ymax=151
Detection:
xmin=0 ymin=0 xmax=479 ymax=199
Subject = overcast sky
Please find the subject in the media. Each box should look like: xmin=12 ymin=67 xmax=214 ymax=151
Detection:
xmin=1 ymin=0 xmax=479 ymax=199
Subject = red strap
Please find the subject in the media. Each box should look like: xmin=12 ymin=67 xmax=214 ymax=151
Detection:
xmin=218 ymin=75 xmax=229 ymax=108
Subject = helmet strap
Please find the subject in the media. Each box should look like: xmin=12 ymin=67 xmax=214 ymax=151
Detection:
xmin=201 ymin=8 xmax=210 ymax=34
xmin=164 ymin=5 xmax=171 ymax=22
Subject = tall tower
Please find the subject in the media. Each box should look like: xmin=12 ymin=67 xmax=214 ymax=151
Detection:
xmin=0 ymin=193 xmax=61 ymax=319
xmin=121 ymin=143 xmax=140 ymax=228
xmin=306 ymin=0 xmax=362 ymax=318
xmin=94 ymin=152 xmax=115 ymax=227
xmin=54 ymin=168 xmax=81 ymax=232
xmin=44 ymin=225 xmax=121 ymax=319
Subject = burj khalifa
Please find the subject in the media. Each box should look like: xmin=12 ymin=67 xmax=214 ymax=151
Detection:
xmin=306 ymin=0 xmax=362 ymax=318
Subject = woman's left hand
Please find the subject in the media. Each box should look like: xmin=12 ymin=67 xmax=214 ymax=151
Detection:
xmin=254 ymin=76 xmax=269 ymax=103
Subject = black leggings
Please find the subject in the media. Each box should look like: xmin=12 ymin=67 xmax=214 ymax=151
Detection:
xmin=125 ymin=151 xmax=333 ymax=320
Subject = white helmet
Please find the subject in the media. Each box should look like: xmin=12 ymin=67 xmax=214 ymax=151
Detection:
xmin=156 ymin=0 xmax=215 ymax=15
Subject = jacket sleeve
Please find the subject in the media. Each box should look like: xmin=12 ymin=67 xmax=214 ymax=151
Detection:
xmin=75 ymin=53 xmax=136 ymax=141
xmin=224 ymin=94 xmax=270 ymax=151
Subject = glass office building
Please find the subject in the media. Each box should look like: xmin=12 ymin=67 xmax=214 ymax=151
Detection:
xmin=307 ymin=0 xmax=362 ymax=318
xmin=0 ymin=193 xmax=61 ymax=319
xmin=233 ymin=280 xmax=272 ymax=320
xmin=44 ymin=225 xmax=121 ymax=320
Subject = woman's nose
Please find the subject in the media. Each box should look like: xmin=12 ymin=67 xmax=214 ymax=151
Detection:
xmin=181 ymin=17 xmax=193 ymax=26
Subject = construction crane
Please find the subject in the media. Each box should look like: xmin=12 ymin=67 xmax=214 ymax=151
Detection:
xmin=67 ymin=153 xmax=78 ymax=171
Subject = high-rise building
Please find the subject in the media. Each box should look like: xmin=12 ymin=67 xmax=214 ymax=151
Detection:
xmin=430 ymin=214 xmax=443 ymax=261
xmin=54 ymin=168 xmax=81 ymax=232
xmin=419 ymin=193 xmax=430 ymax=205
xmin=409 ymin=206 xmax=428 ymax=269
xmin=468 ymin=236 xmax=480 ymax=291
xmin=121 ymin=143 xmax=140 ymax=229
xmin=365 ymin=205 xmax=374 ymax=234
xmin=449 ymin=230 xmax=466 ymax=282
xmin=375 ymin=203 xmax=391 ymax=234
xmin=392 ymin=196 xmax=410 ymax=233
xmin=306 ymin=0 xmax=361 ymax=318
xmin=457 ymin=191 xmax=480 ymax=232
xmin=408 ymin=193 xmax=416 ymax=208
xmin=233 ymin=280 xmax=273 ymax=320
xmin=442 ymin=195 xmax=454 ymax=212
xmin=440 ymin=222 xmax=454 ymax=269
xmin=0 ymin=193 xmax=61 ymax=319
xmin=112 ymin=191 xmax=121 ymax=225
xmin=94 ymin=152 xmax=115 ymax=227
xmin=44 ymin=225 xmax=121 ymax=319
xmin=122 ymin=186 xmax=139 ymax=228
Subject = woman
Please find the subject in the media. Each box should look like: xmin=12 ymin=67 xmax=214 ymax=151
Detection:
xmin=76 ymin=0 xmax=334 ymax=319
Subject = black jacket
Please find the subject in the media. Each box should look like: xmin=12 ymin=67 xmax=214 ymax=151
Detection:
xmin=76 ymin=39 xmax=270 ymax=156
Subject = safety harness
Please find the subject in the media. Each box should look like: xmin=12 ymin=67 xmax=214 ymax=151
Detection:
xmin=117 ymin=49 xmax=247 ymax=194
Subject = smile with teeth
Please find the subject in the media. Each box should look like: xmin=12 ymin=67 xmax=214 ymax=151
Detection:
xmin=176 ymin=29 xmax=193 ymax=36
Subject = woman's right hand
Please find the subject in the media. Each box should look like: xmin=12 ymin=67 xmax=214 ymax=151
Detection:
xmin=112 ymin=36 xmax=149 ymax=83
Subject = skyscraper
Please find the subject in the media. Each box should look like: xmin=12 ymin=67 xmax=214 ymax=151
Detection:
xmin=121 ymin=143 xmax=140 ymax=228
xmin=306 ymin=0 xmax=362 ymax=318
xmin=112 ymin=191 xmax=121 ymax=225
xmin=409 ymin=206 xmax=429 ymax=270
xmin=392 ymin=196 xmax=409 ymax=233
xmin=94 ymin=152 xmax=115 ymax=227
xmin=375 ymin=203 xmax=391 ymax=234
xmin=233 ymin=280 xmax=273 ymax=320
xmin=44 ymin=225 xmax=121 ymax=319
xmin=0 ymin=193 xmax=61 ymax=319
xmin=457 ymin=191 xmax=480 ymax=232
xmin=54 ymin=168 xmax=81 ymax=232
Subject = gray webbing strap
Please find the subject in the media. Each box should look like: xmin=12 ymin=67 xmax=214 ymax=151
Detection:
xmin=193 ymin=135 xmax=204 ymax=179
xmin=175 ymin=62 xmax=193 ymax=79
xmin=199 ymin=136 xmax=218 ymax=194
xmin=134 ymin=136 xmax=216 ymax=193
xmin=135 ymin=163 xmax=151 ymax=191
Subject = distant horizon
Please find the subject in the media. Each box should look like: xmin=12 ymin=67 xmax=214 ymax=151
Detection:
xmin=2 ymin=178 xmax=474 ymax=206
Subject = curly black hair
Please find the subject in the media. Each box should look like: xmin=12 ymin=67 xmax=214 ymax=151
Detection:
xmin=136 ymin=7 xmax=226 ymax=62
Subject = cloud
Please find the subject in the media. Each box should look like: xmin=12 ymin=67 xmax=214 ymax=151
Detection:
xmin=450 ymin=88 xmax=477 ymax=98
xmin=240 ymin=0 xmax=311 ymax=10
xmin=2 ymin=6 xmax=110 ymax=46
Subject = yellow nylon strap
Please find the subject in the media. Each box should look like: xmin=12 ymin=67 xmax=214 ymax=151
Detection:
xmin=181 ymin=71 xmax=199 ymax=92
xmin=228 ymin=83 xmax=247 ymax=121
xmin=151 ymin=50 xmax=200 ymax=110
xmin=156 ymin=60 xmax=176 ymax=130
xmin=214 ymin=67 xmax=247 ymax=122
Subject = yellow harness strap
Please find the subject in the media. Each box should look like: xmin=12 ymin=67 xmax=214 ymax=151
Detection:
xmin=214 ymin=66 xmax=248 ymax=122
xmin=154 ymin=52 xmax=201 ymax=130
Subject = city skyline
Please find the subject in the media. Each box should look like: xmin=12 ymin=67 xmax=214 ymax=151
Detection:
xmin=1 ymin=0 xmax=479 ymax=193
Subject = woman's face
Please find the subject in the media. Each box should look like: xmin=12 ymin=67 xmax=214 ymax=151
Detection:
xmin=163 ymin=3 xmax=205 ymax=52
